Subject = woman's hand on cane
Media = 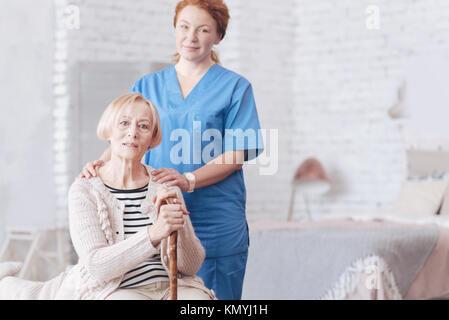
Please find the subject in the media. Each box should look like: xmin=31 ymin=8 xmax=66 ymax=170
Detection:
xmin=148 ymin=186 xmax=190 ymax=247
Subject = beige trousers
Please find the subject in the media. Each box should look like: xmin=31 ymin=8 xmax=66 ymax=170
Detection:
xmin=105 ymin=280 xmax=212 ymax=300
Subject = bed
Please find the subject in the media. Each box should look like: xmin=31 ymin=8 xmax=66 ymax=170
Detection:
xmin=242 ymin=150 xmax=449 ymax=300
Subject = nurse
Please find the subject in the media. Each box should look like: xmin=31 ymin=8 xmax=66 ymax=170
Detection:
xmin=80 ymin=0 xmax=263 ymax=300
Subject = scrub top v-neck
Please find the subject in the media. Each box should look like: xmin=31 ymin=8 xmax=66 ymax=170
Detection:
xmin=130 ymin=63 xmax=264 ymax=258
xmin=170 ymin=64 xmax=214 ymax=103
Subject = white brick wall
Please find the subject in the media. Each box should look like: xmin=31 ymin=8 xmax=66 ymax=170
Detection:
xmin=53 ymin=0 xmax=72 ymax=227
xmin=292 ymin=0 xmax=449 ymax=219
xmin=68 ymin=0 xmax=177 ymax=62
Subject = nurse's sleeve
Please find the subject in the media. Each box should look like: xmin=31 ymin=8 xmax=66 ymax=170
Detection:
xmin=223 ymin=80 xmax=264 ymax=161
xmin=129 ymin=79 xmax=141 ymax=93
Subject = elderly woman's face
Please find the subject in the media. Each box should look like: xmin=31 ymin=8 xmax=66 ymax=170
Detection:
xmin=109 ymin=101 xmax=153 ymax=161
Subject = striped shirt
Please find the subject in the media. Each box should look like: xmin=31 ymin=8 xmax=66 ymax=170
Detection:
xmin=104 ymin=183 xmax=169 ymax=288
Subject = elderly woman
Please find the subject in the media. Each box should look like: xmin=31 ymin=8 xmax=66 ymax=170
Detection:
xmin=0 ymin=93 xmax=215 ymax=300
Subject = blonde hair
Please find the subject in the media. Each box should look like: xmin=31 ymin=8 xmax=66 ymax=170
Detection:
xmin=172 ymin=0 xmax=230 ymax=64
xmin=97 ymin=93 xmax=162 ymax=150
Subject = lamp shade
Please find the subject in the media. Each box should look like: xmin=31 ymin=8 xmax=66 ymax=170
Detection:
xmin=293 ymin=158 xmax=330 ymax=194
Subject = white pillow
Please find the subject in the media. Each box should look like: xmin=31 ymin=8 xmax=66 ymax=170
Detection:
xmin=393 ymin=173 xmax=449 ymax=216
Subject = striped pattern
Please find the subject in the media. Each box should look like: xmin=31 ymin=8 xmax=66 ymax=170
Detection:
xmin=104 ymin=183 xmax=169 ymax=288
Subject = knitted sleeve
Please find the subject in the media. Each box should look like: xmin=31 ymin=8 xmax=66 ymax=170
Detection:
xmin=165 ymin=186 xmax=205 ymax=276
xmin=176 ymin=214 xmax=206 ymax=276
xmin=68 ymin=179 xmax=159 ymax=283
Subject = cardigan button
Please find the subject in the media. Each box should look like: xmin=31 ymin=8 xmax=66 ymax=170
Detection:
xmin=116 ymin=231 xmax=119 ymax=235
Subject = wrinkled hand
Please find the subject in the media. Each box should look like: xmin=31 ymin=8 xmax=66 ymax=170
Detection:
xmin=151 ymin=168 xmax=189 ymax=192
xmin=78 ymin=160 xmax=104 ymax=178
xmin=148 ymin=186 xmax=190 ymax=246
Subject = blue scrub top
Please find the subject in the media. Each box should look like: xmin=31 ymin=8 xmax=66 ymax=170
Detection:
xmin=130 ymin=64 xmax=264 ymax=258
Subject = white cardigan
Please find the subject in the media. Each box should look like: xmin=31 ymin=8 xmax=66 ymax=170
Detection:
xmin=0 ymin=165 xmax=214 ymax=300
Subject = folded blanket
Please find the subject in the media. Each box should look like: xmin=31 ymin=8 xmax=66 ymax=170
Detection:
xmin=243 ymin=221 xmax=438 ymax=299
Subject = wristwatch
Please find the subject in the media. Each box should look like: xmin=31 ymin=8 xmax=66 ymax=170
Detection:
xmin=183 ymin=172 xmax=196 ymax=193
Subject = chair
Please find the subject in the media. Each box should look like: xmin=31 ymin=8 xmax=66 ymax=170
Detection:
xmin=0 ymin=226 xmax=71 ymax=280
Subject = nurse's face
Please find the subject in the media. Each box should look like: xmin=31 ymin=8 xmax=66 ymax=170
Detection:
xmin=175 ymin=5 xmax=221 ymax=64
xmin=109 ymin=101 xmax=153 ymax=161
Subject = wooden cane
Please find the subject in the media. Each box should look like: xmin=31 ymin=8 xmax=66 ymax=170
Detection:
xmin=164 ymin=198 xmax=178 ymax=300
xmin=169 ymin=230 xmax=178 ymax=300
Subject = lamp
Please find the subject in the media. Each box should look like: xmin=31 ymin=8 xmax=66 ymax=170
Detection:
xmin=287 ymin=158 xmax=330 ymax=221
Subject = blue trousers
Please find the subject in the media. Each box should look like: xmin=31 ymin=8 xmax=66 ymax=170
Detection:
xmin=197 ymin=251 xmax=248 ymax=300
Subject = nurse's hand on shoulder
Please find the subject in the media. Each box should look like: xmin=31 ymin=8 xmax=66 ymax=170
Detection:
xmin=78 ymin=160 xmax=104 ymax=178
xmin=148 ymin=186 xmax=190 ymax=246
xmin=151 ymin=168 xmax=189 ymax=192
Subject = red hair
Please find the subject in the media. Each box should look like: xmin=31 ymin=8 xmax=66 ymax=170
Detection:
xmin=172 ymin=0 xmax=230 ymax=64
